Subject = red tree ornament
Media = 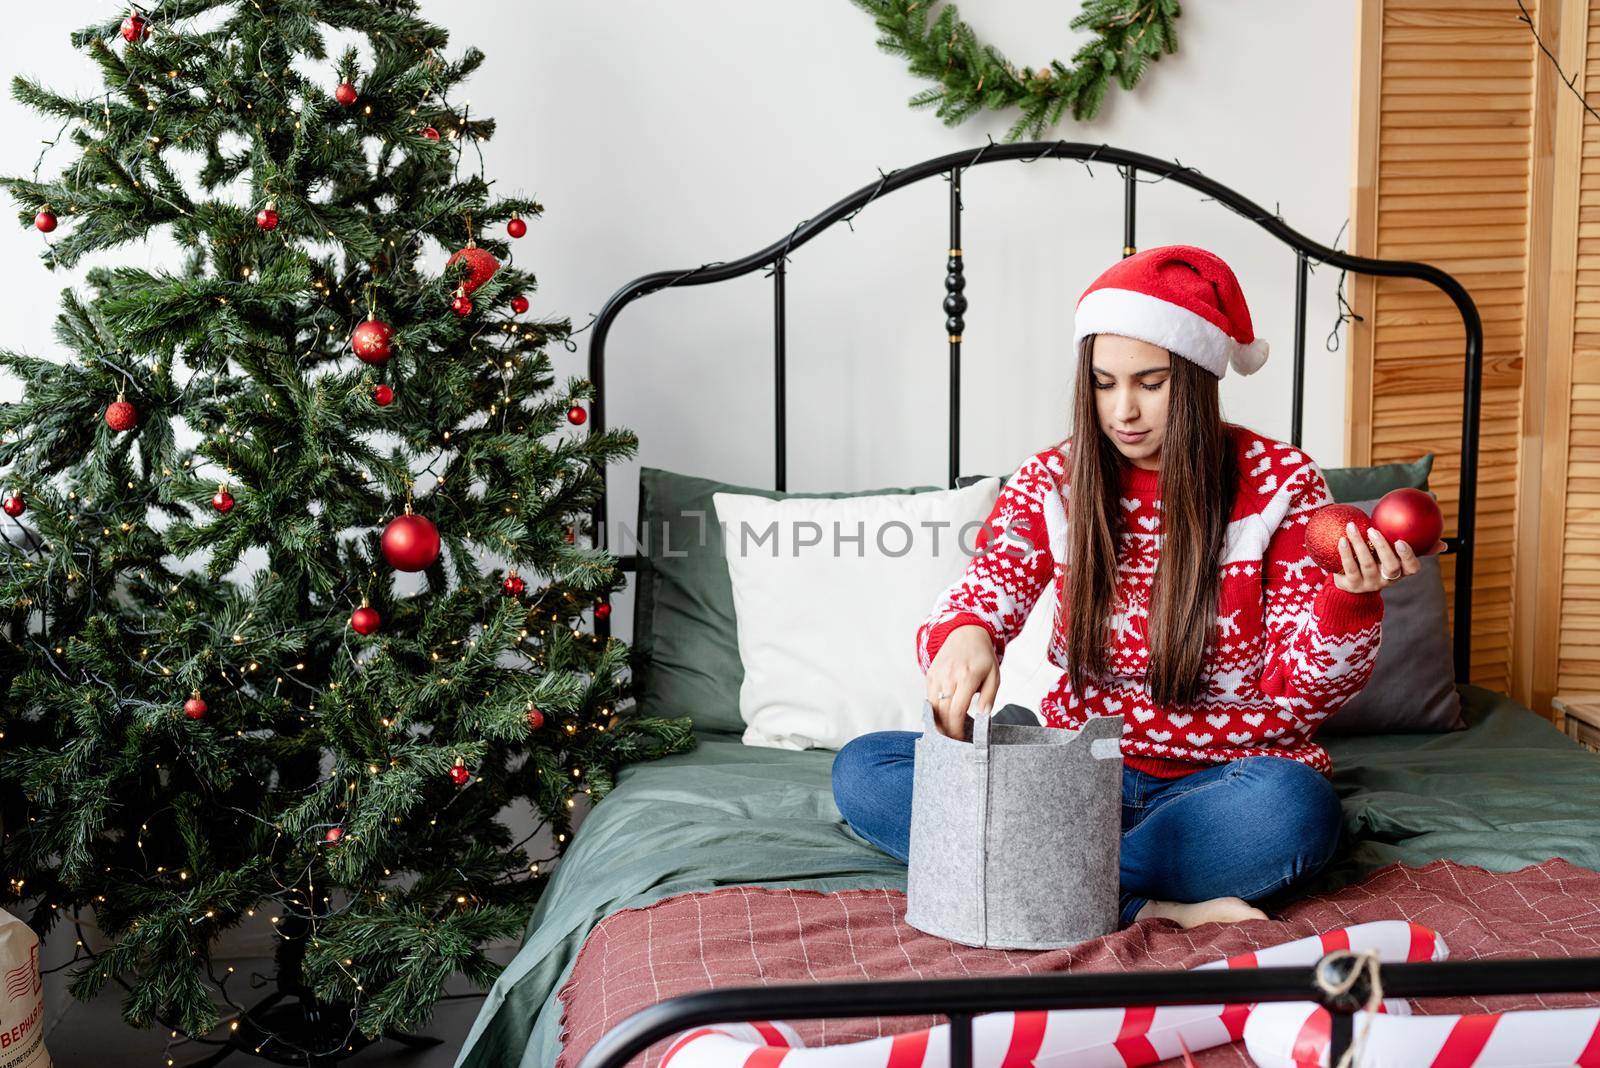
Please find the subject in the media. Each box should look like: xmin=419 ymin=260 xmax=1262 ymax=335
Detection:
xmin=323 ymin=826 xmax=345 ymax=844
xmin=449 ymin=758 xmax=470 ymax=786
xmin=451 ymin=290 xmax=473 ymax=317
xmin=1371 ymin=488 xmax=1443 ymax=555
xmin=120 ymin=13 xmax=149 ymax=43
xmin=594 ymin=601 xmax=611 ymax=621
xmin=33 ymin=210 xmax=57 ymax=233
xmin=420 ymin=126 xmax=440 ymax=141
xmin=525 ymin=705 xmax=545 ymax=731
xmin=510 ymin=294 xmax=529 ymax=315
xmin=381 ymin=508 xmax=441 ymax=572
xmin=1305 ymin=504 xmax=1374 ymax=573
xmin=372 ymin=383 xmax=395 ymax=407
xmin=502 ymin=571 xmax=525 ymax=596
xmin=183 ymin=692 xmax=208 ymax=720
xmin=351 ymin=316 xmax=394 ymax=363
xmin=2 ymin=494 xmax=24 ymax=518
xmin=446 ymin=244 xmax=499 ymax=294
xmin=212 ymin=486 xmax=234 ymax=513
xmin=334 ymin=81 xmax=359 ymax=107
xmin=255 ymin=202 xmax=279 ymax=231
xmin=506 ymin=215 xmax=527 ymax=239
xmin=104 ymin=396 xmax=138 ymax=433
xmin=566 ymin=404 xmax=587 ymax=426
xmin=350 ymin=602 xmax=381 ymax=635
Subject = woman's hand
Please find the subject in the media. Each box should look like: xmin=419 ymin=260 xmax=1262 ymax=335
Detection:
xmin=1332 ymin=519 xmax=1447 ymax=595
xmin=926 ymin=625 xmax=999 ymax=740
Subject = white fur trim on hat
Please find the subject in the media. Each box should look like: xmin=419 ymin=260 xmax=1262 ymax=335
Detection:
xmin=1073 ymin=287 xmax=1266 ymax=379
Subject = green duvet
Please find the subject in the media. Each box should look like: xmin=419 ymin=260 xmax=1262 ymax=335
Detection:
xmin=455 ymin=685 xmax=1600 ymax=1068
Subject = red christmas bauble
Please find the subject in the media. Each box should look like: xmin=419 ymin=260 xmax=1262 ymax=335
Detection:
xmin=381 ymin=512 xmax=441 ymax=572
xmin=350 ymin=605 xmax=381 ymax=635
xmin=525 ymin=706 xmax=545 ymax=731
xmin=566 ymin=405 xmax=587 ymax=426
xmin=33 ymin=210 xmax=57 ymax=233
xmin=451 ymin=293 xmax=473 ymax=317
xmin=324 ymin=826 xmax=345 ymax=844
xmin=1305 ymin=504 xmax=1374 ymax=573
xmin=594 ymin=601 xmax=611 ymax=621
xmin=2 ymin=494 xmax=24 ymax=518
xmin=502 ymin=573 xmax=525 ymax=596
xmin=507 ymin=217 xmax=527 ymax=239
xmin=446 ymin=245 xmax=499 ymax=294
xmin=564 ymin=527 xmax=574 ymax=544
xmin=351 ymin=318 xmax=394 ymax=364
xmin=420 ymin=126 xmax=440 ymax=141
xmin=1371 ymin=487 xmax=1443 ymax=555
xmin=255 ymin=206 xmax=279 ymax=231
xmin=120 ymin=13 xmax=149 ymax=42
xmin=212 ymin=490 xmax=234 ymax=513
xmin=183 ymin=694 xmax=208 ymax=720
xmin=372 ymin=383 xmax=395 ymax=407
xmin=104 ymin=399 xmax=138 ymax=433
xmin=334 ymin=81 xmax=359 ymax=107
xmin=510 ymin=295 xmax=529 ymax=314
xmin=449 ymin=762 xmax=470 ymax=786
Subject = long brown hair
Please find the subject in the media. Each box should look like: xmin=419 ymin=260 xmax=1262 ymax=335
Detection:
xmin=1061 ymin=334 xmax=1238 ymax=707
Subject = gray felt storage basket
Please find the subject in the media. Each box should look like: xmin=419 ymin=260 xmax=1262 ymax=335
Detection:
xmin=904 ymin=702 xmax=1124 ymax=949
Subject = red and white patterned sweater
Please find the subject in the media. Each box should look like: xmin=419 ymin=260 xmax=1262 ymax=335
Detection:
xmin=916 ymin=423 xmax=1384 ymax=778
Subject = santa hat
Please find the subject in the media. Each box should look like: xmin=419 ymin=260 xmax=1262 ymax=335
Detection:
xmin=1071 ymin=244 xmax=1269 ymax=378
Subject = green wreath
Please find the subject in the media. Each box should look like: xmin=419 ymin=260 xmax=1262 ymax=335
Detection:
xmin=850 ymin=0 xmax=1182 ymax=142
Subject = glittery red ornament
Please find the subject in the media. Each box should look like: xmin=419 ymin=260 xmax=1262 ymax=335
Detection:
xmin=502 ymin=572 xmax=525 ymax=596
xmin=255 ymin=204 xmax=279 ymax=231
xmin=183 ymin=692 xmax=208 ymax=720
xmin=372 ymin=383 xmax=395 ymax=407
xmin=507 ymin=216 xmax=527 ymax=239
xmin=324 ymin=826 xmax=345 ymax=844
xmin=212 ymin=488 xmax=234 ymax=513
xmin=446 ymin=245 xmax=499 ymax=294
xmin=350 ymin=604 xmax=381 ymax=635
xmin=525 ymin=705 xmax=545 ymax=731
xmin=566 ymin=405 xmax=587 ymax=426
xmin=594 ymin=601 xmax=611 ymax=621
xmin=2 ymin=494 xmax=24 ymax=518
xmin=351 ymin=317 xmax=394 ymax=364
xmin=120 ymin=13 xmax=149 ymax=42
xmin=1305 ymin=504 xmax=1373 ymax=573
xmin=451 ymin=292 xmax=473 ymax=317
xmin=449 ymin=760 xmax=470 ymax=786
xmin=334 ymin=81 xmax=359 ymax=107
xmin=1371 ymin=488 xmax=1443 ymax=555
xmin=381 ymin=510 xmax=440 ymax=571
xmin=420 ymin=126 xmax=440 ymax=140
xmin=104 ymin=398 xmax=138 ymax=433
xmin=33 ymin=210 xmax=57 ymax=233
xmin=510 ymin=294 xmax=529 ymax=314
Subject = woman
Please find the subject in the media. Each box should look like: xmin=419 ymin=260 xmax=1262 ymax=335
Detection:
xmin=832 ymin=245 xmax=1442 ymax=930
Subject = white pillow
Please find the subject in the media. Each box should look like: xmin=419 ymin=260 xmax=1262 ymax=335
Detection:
xmin=993 ymin=577 xmax=1064 ymax=716
xmin=712 ymin=479 xmax=1001 ymax=750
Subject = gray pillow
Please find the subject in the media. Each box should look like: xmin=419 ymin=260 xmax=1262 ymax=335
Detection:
xmin=1318 ymin=496 xmax=1464 ymax=734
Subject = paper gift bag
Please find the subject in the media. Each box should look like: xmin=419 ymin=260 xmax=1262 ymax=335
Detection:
xmin=0 ymin=907 xmax=50 ymax=1068
xmin=904 ymin=701 xmax=1123 ymax=949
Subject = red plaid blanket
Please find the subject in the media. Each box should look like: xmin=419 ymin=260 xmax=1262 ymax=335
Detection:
xmin=555 ymin=859 xmax=1600 ymax=1068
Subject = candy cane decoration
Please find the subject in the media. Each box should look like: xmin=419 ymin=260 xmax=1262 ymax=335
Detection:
xmin=656 ymin=921 xmax=1442 ymax=1068
xmin=1244 ymin=1002 xmax=1600 ymax=1068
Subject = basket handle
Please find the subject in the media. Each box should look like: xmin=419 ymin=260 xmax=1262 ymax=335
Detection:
xmin=918 ymin=700 xmax=990 ymax=749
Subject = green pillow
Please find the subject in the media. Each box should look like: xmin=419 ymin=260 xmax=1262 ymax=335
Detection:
xmin=632 ymin=468 xmax=944 ymax=735
xmin=1324 ymin=453 xmax=1432 ymax=503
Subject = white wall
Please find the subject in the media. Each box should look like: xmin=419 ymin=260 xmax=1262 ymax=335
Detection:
xmin=0 ymin=1 xmax=1357 ymax=640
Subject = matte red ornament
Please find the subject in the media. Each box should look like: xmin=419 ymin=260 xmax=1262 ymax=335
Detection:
xmin=33 ymin=210 xmax=57 ymax=233
xmin=510 ymin=295 xmax=529 ymax=315
xmin=212 ymin=488 xmax=234 ymax=513
xmin=104 ymin=398 xmax=138 ymax=433
xmin=334 ymin=81 xmax=359 ymax=107
xmin=1371 ymin=487 xmax=1443 ymax=555
xmin=351 ymin=317 xmax=394 ymax=364
xmin=255 ymin=204 xmax=279 ymax=231
xmin=507 ymin=216 xmax=527 ymax=239
xmin=449 ymin=759 xmax=470 ymax=786
xmin=594 ymin=601 xmax=611 ymax=621
xmin=451 ymin=292 xmax=473 ymax=317
xmin=381 ymin=510 xmax=440 ymax=572
xmin=350 ymin=604 xmax=381 ymax=635
xmin=420 ymin=126 xmax=440 ymax=140
xmin=566 ymin=405 xmax=587 ymax=426
xmin=502 ymin=572 xmax=525 ymax=596
xmin=323 ymin=826 xmax=345 ymax=844
xmin=2 ymin=494 xmax=24 ymax=518
xmin=183 ymin=692 xmax=208 ymax=720
xmin=446 ymin=245 xmax=499 ymax=294
xmin=372 ymin=383 xmax=395 ymax=407
xmin=525 ymin=705 xmax=544 ymax=731
xmin=564 ymin=527 xmax=574 ymax=544
xmin=120 ymin=13 xmax=149 ymax=42
xmin=1304 ymin=503 xmax=1374 ymax=573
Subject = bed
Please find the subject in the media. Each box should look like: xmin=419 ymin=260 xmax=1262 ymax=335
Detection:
xmin=455 ymin=142 xmax=1600 ymax=1068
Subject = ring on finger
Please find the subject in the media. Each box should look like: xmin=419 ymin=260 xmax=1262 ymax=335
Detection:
xmin=936 ymin=691 xmax=950 ymax=700
xmin=1380 ymin=568 xmax=1400 ymax=581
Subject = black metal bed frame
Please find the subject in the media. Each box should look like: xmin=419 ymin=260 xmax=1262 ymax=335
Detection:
xmin=569 ymin=143 xmax=1595 ymax=1067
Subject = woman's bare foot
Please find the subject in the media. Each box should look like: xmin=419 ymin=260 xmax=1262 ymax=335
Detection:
xmin=1135 ymin=896 xmax=1269 ymax=928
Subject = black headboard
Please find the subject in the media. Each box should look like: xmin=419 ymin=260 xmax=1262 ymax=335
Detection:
xmin=584 ymin=142 xmax=1485 ymax=682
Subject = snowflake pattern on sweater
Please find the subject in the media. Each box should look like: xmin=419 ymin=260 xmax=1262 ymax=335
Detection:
xmin=915 ymin=424 xmax=1385 ymax=777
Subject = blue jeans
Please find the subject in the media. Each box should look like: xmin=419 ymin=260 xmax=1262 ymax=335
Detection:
xmin=831 ymin=721 xmax=1342 ymax=928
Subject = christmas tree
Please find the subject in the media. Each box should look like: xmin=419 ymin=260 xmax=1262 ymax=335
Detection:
xmin=0 ymin=1 xmax=692 ymax=1056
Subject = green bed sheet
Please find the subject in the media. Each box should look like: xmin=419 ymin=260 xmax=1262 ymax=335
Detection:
xmin=455 ymin=684 xmax=1600 ymax=1068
